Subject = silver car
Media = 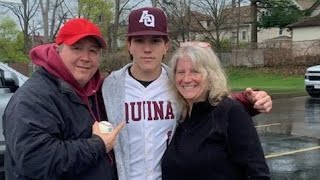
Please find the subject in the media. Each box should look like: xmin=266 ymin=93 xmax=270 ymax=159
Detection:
xmin=0 ymin=62 xmax=28 ymax=179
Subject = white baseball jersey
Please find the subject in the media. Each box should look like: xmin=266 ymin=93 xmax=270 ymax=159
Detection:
xmin=124 ymin=68 xmax=178 ymax=180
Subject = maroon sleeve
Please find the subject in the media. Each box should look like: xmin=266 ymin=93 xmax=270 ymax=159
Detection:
xmin=231 ymin=92 xmax=259 ymax=117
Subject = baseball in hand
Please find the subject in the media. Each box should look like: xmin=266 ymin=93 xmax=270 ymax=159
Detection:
xmin=99 ymin=121 xmax=114 ymax=133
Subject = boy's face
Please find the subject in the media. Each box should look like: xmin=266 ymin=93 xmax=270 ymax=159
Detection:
xmin=128 ymin=36 xmax=169 ymax=74
xmin=58 ymin=37 xmax=101 ymax=87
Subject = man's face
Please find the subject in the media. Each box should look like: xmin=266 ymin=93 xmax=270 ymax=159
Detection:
xmin=128 ymin=36 xmax=168 ymax=74
xmin=58 ymin=37 xmax=101 ymax=87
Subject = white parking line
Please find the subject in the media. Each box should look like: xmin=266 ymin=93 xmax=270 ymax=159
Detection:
xmin=265 ymin=146 xmax=320 ymax=159
xmin=255 ymin=123 xmax=281 ymax=128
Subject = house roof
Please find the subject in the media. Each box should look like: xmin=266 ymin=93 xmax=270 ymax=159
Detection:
xmin=308 ymin=0 xmax=320 ymax=12
xmin=266 ymin=35 xmax=292 ymax=41
xmin=185 ymin=6 xmax=254 ymax=32
xmin=222 ymin=5 xmax=253 ymax=24
xmin=287 ymin=14 xmax=320 ymax=28
xmin=294 ymin=0 xmax=317 ymax=10
xmin=189 ymin=11 xmax=211 ymax=31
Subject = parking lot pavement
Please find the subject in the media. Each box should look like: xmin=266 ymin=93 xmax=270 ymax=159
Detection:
xmin=259 ymin=133 xmax=320 ymax=180
xmin=253 ymin=96 xmax=320 ymax=180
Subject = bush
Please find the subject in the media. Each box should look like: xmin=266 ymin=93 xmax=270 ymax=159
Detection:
xmin=100 ymin=50 xmax=130 ymax=72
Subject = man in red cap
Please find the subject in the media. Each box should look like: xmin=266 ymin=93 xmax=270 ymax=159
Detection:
xmin=102 ymin=7 xmax=272 ymax=180
xmin=3 ymin=18 xmax=124 ymax=180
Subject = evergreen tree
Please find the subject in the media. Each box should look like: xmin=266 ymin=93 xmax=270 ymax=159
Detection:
xmin=258 ymin=0 xmax=307 ymax=29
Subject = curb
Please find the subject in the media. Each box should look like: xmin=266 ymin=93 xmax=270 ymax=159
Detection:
xmin=271 ymin=91 xmax=308 ymax=99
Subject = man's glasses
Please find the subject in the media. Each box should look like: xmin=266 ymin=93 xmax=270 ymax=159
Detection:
xmin=180 ymin=41 xmax=211 ymax=48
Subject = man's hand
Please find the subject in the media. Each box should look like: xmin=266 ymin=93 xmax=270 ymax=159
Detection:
xmin=92 ymin=121 xmax=125 ymax=152
xmin=245 ymin=88 xmax=272 ymax=113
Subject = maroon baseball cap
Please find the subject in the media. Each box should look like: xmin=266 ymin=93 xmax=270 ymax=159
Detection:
xmin=127 ymin=7 xmax=168 ymax=37
xmin=55 ymin=18 xmax=106 ymax=48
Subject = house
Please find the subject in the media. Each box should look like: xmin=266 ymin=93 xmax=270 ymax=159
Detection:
xmin=287 ymin=14 xmax=320 ymax=41
xmin=219 ymin=5 xmax=254 ymax=43
xmin=289 ymin=0 xmax=320 ymax=36
xmin=285 ymin=0 xmax=320 ymax=56
xmin=183 ymin=1 xmax=314 ymax=45
xmin=173 ymin=5 xmax=292 ymax=45
xmin=220 ymin=5 xmax=292 ymax=43
xmin=309 ymin=0 xmax=320 ymax=15
xmin=168 ymin=6 xmax=256 ymax=44
xmin=293 ymin=0 xmax=317 ymax=10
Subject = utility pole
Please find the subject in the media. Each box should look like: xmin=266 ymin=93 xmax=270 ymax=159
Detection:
xmin=236 ymin=0 xmax=240 ymax=48
xmin=251 ymin=0 xmax=258 ymax=48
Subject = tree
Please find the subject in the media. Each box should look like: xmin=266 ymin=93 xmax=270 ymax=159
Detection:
xmin=0 ymin=17 xmax=27 ymax=62
xmin=158 ymin=0 xmax=251 ymax=54
xmin=78 ymin=0 xmax=113 ymax=21
xmin=77 ymin=0 xmax=115 ymax=53
xmin=0 ymin=0 xmax=39 ymax=53
xmin=157 ymin=0 xmax=193 ymax=46
xmin=257 ymin=0 xmax=306 ymax=29
xmin=39 ymin=0 xmax=68 ymax=43
xmin=110 ymin=0 xmax=144 ymax=52
xmin=151 ymin=0 xmax=158 ymax=7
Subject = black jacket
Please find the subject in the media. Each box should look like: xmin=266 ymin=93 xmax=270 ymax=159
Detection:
xmin=161 ymin=97 xmax=270 ymax=180
xmin=3 ymin=68 xmax=116 ymax=180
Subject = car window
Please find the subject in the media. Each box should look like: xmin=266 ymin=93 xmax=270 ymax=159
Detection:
xmin=0 ymin=69 xmax=5 ymax=87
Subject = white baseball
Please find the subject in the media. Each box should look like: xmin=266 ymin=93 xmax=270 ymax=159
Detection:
xmin=98 ymin=121 xmax=114 ymax=133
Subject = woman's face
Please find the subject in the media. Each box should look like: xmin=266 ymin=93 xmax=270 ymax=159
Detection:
xmin=175 ymin=56 xmax=207 ymax=105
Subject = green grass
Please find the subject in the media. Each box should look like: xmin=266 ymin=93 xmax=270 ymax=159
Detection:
xmin=226 ymin=67 xmax=306 ymax=96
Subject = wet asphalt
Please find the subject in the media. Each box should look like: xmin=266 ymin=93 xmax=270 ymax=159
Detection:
xmin=253 ymin=96 xmax=320 ymax=180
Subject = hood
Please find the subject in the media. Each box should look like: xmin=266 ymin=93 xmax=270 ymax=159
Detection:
xmin=307 ymin=65 xmax=320 ymax=72
xmin=29 ymin=44 xmax=102 ymax=98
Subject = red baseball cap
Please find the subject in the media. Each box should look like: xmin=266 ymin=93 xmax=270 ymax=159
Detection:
xmin=55 ymin=18 xmax=106 ymax=48
xmin=127 ymin=7 xmax=168 ymax=37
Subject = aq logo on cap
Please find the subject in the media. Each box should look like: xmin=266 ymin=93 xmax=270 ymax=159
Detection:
xmin=127 ymin=7 xmax=168 ymax=36
xmin=139 ymin=10 xmax=155 ymax=27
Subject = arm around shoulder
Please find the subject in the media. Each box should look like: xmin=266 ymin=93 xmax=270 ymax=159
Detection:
xmin=231 ymin=92 xmax=259 ymax=116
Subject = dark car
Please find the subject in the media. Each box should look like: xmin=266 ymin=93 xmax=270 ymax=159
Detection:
xmin=0 ymin=63 xmax=28 ymax=179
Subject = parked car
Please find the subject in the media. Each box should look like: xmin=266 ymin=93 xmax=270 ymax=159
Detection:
xmin=305 ymin=65 xmax=320 ymax=97
xmin=0 ymin=62 xmax=28 ymax=180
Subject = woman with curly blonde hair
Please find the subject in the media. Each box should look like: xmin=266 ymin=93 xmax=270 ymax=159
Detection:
xmin=162 ymin=42 xmax=270 ymax=180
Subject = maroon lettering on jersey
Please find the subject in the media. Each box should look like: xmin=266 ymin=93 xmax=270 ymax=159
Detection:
xmin=125 ymin=103 xmax=129 ymax=123
xmin=125 ymin=101 xmax=175 ymax=122
xmin=143 ymin=101 xmax=146 ymax=119
xmin=131 ymin=102 xmax=142 ymax=121
xmin=147 ymin=101 xmax=152 ymax=120
xmin=153 ymin=101 xmax=164 ymax=120
xmin=165 ymin=101 xmax=174 ymax=119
